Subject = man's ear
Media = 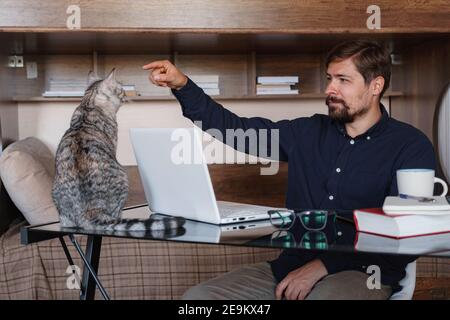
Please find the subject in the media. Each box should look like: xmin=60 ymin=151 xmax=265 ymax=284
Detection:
xmin=87 ymin=70 xmax=99 ymax=86
xmin=372 ymin=76 xmax=385 ymax=97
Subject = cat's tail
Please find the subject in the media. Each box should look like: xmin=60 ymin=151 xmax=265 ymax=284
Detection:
xmin=70 ymin=211 xmax=186 ymax=231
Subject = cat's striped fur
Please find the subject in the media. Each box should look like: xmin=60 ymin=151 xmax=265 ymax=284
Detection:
xmin=52 ymin=69 xmax=185 ymax=231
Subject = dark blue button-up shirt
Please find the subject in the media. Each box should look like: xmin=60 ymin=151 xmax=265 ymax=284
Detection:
xmin=172 ymin=78 xmax=436 ymax=289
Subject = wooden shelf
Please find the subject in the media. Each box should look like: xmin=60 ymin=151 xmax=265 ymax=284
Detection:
xmin=10 ymin=48 xmax=407 ymax=103
xmin=12 ymin=91 xmax=404 ymax=102
xmin=1 ymin=1 xmax=449 ymax=37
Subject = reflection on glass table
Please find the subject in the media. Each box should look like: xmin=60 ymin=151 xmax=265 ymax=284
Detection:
xmin=22 ymin=205 xmax=450 ymax=258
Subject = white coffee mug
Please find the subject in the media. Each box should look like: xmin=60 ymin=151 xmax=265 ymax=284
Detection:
xmin=396 ymin=169 xmax=448 ymax=197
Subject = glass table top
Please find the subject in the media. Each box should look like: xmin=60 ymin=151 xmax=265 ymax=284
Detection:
xmin=21 ymin=204 xmax=450 ymax=258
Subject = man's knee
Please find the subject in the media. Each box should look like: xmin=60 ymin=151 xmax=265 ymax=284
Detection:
xmin=305 ymin=271 xmax=392 ymax=300
xmin=182 ymin=283 xmax=214 ymax=300
xmin=181 ymin=263 xmax=276 ymax=300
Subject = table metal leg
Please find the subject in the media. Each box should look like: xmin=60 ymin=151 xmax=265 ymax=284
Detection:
xmin=68 ymin=234 xmax=110 ymax=300
xmin=59 ymin=237 xmax=76 ymax=267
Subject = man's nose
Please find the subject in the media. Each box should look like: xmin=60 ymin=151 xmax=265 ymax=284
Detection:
xmin=325 ymin=81 xmax=337 ymax=96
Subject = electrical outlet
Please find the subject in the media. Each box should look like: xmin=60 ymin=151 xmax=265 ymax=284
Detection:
xmin=8 ymin=56 xmax=16 ymax=67
xmin=16 ymin=56 xmax=24 ymax=67
xmin=7 ymin=55 xmax=24 ymax=68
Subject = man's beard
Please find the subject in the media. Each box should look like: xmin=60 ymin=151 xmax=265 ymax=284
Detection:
xmin=326 ymin=96 xmax=369 ymax=123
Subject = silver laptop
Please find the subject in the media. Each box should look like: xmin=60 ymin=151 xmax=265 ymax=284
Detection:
xmin=123 ymin=205 xmax=281 ymax=243
xmin=129 ymin=127 xmax=286 ymax=224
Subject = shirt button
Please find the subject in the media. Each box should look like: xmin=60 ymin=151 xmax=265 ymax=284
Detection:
xmin=329 ymin=195 xmax=334 ymax=200
xmin=366 ymin=136 xmax=371 ymax=140
xmin=350 ymin=139 xmax=355 ymax=145
xmin=336 ymin=168 xmax=341 ymax=173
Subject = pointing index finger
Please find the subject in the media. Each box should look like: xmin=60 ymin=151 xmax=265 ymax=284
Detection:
xmin=142 ymin=61 xmax=166 ymax=70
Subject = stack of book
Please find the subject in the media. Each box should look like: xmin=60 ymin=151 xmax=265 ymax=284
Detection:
xmin=122 ymin=84 xmax=139 ymax=97
xmin=189 ymin=75 xmax=220 ymax=96
xmin=353 ymin=196 xmax=450 ymax=239
xmin=355 ymin=230 xmax=450 ymax=255
xmin=256 ymin=76 xmax=299 ymax=95
xmin=42 ymin=78 xmax=87 ymax=97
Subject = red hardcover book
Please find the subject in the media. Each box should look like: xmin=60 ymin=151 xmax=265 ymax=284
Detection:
xmin=353 ymin=208 xmax=450 ymax=239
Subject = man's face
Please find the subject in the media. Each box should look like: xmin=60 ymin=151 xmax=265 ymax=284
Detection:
xmin=325 ymin=58 xmax=372 ymax=123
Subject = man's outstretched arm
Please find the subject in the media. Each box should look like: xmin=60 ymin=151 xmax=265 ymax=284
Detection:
xmin=143 ymin=60 xmax=302 ymax=161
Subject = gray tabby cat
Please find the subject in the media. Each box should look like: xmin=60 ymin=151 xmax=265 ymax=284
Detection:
xmin=52 ymin=69 xmax=185 ymax=231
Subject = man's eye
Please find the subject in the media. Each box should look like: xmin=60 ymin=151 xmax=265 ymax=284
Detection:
xmin=339 ymin=78 xmax=347 ymax=83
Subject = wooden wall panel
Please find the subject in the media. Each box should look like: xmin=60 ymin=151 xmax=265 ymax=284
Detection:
xmin=98 ymin=54 xmax=172 ymax=97
xmin=256 ymin=54 xmax=321 ymax=94
xmin=0 ymin=52 xmax=18 ymax=149
xmin=175 ymin=54 xmax=249 ymax=97
xmin=390 ymin=39 xmax=450 ymax=183
xmin=126 ymin=163 xmax=288 ymax=208
xmin=0 ymin=46 xmax=22 ymax=232
xmin=12 ymin=54 xmax=92 ymax=98
xmin=0 ymin=0 xmax=449 ymax=33
xmin=391 ymin=40 xmax=450 ymax=142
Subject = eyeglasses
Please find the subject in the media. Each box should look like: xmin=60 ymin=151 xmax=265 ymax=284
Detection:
xmin=270 ymin=229 xmax=329 ymax=250
xmin=270 ymin=230 xmax=296 ymax=248
xmin=300 ymin=231 xmax=328 ymax=250
xmin=268 ymin=209 xmax=336 ymax=231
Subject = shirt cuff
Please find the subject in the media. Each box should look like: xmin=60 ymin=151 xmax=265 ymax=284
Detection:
xmin=318 ymin=254 xmax=349 ymax=275
xmin=171 ymin=77 xmax=201 ymax=98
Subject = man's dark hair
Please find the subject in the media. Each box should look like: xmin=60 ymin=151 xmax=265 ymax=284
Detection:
xmin=325 ymin=40 xmax=392 ymax=98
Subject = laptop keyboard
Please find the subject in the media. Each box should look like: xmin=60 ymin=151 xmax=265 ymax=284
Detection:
xmin=217 ymin=201 xmax=274 ymax=218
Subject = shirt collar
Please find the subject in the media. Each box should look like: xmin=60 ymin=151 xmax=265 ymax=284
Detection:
xmin=333 ymin=103 xmax=389 ymax=139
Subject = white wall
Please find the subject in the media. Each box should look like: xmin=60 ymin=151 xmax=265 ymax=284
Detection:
xmin=18 ymin=98 xmax=329 ymax=165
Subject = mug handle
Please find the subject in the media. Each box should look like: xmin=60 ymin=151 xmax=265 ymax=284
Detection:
xmin=434 ymin=177 xmax=448 ymax=196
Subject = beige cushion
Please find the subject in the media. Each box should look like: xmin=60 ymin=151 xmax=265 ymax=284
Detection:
xmin=0 ymin=137 xmax=59 ymax=225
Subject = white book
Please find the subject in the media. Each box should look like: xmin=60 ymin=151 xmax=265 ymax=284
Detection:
xmin=48 ymin=79 xmax=86 ymax=88
xmin=256 ymin=84 xmax=298 ymax=90
xmin=122 ymin=85 xmax=136 ymax=91
xmin=42 ymin=91 xmax=85 ymax=97
xmin=257 ymin=90 xmax=299 ymax=95
xmin=383 ymin=196 xmax=450 ymax=215
xmin=354 ymin=208 xmax=450 ymax=239
xmin=48 ymin=80 xmax=86 ymax=84
xmin=189 ymin=75 xmax=219 ymax=83
xmin=355 ymin=231 xmax=450 ymax=256
xmin=203 ymin=88 xmax=220 ymax=96
xmin=257 ymin=87 xmax=298 ymax=92
xmin=197 ymin=82 xmax=219 ymax=89
xmin=48 ymin=84 xmax=86 ymax=88
xmin=257 ymin=76 xmax=299 ymax=84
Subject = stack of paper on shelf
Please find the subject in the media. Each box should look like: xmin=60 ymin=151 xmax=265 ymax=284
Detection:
xmin=42 ymin=78 xmax=87 ymax=97
xmin=122 ymin=84 xmax=139 ymax=97
xmin=256 ymin=76 xmax=299 ymax=95
xmin=189 ymin=75 xmax=220 ymax=96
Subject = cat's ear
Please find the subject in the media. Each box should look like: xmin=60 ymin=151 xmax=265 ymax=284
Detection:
xmin=104 ymin=68 xmax=117 ymax=84
xmin=87 ymin=70 xmax=99 ymax=86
